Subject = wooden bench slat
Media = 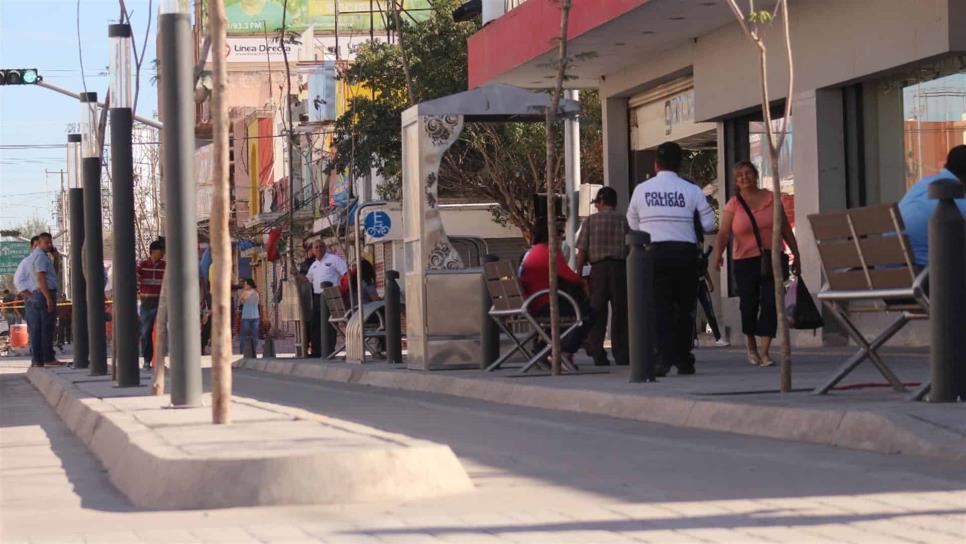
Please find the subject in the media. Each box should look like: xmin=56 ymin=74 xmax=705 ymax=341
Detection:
xmin=869 ymin=267 xmax=915 ymax=290
xmin=827 ymin=269 xmax=870 ymax=291
xmin=808 ymin=211 xmax=851 ymax=240
xmin=817 ymin=240 xmax=863 ymax=269
xmin=849 ymin=204 xmax=903 ymax=236
xmin=857 ymin=236 xmax=910 ymax=266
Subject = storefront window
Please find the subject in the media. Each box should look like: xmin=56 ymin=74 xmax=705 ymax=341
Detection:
xmin=903 ymin=73 xmax=966 ymax=188
xmin=749 ymin=117 xmax=795 ymax=225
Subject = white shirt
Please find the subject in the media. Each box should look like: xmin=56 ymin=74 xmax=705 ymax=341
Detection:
xmin=626 ymin=171 xmax=716 ymax=243
xmin=306 ymin=252 xmax=348 ymax=294
xmin=13 ymin=251 xmax=37 ymax=293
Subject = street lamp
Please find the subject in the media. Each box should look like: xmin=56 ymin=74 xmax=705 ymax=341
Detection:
xmin=80 ymin=92 xmax=107 ymax=376
xmin=159 ymin=0 xmax=202 ymax=406
xmin=109 ymin=23 xmax=139 ymax=387
xmin=66 ymin=133 xmax=89 ymax=369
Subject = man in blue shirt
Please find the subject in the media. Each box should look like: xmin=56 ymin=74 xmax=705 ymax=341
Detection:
xmin=27 ymin=232 xmax=61 ymax=367
xmin=899 ymin=145 xmax=966 ymax=267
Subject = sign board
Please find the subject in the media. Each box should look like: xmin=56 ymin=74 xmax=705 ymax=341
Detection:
xmin=195 ymin=144 xmax=214 ymax=220
xmin=209 ymin=37 xmax=303 ymax=63
xmin=363 ymin=205 xmax=402 ymax=244
xmin=632 ymin=88 xmax=716 ymax=151
xmin=0 ymin=241 xmax=30 ymax=275
xmin=224 ymin=0 xmax=433 ymax=34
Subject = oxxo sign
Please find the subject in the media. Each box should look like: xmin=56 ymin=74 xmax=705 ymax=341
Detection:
xmin=664 ymin=90 xmax=695 ymax=136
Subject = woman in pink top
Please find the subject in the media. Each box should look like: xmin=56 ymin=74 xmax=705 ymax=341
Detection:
xmin=711 ymin=161 xmax=801 ymax=367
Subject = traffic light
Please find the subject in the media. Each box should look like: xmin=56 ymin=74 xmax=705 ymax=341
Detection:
xmin=0 ymin=69 xmax=42 ymax=85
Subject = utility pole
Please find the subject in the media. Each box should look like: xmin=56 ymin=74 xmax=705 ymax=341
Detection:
xmin=80 ymin=92 xmax=108 ymax=376
xmin=109 ymin=23 xmax=140 ymax=387
xmin=66 ymin=133 xmax=89 ymax=369
xmin=160 ymin=0 xmax=203 ymax=407
xmin=564 ymin=89 xmax=580 ymax=268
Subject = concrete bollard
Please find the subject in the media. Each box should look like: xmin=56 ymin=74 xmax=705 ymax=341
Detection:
xmin=626 ymin=231 xmax=658 ymax=383
xmin=384 ymin=270 xmax=403 ymax=365
xmin=262 ymin=336 xmax=275 ymax=358
xmin=241 ymin=338 xmax=256 ymax=360
xmin=928 ymin=180 xmax=966 ymax=402
xmin=480 ymin=255 xmax=500 ymax=369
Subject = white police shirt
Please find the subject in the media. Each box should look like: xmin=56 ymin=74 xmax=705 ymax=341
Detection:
xmin=306 ymin=252 xmax=349 ymax=294
xmin=626 ymin=171 xmax=716 ymax=243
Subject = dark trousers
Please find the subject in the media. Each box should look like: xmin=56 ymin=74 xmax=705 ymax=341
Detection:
xmin=696 ymin=281 xmax=722 ymax=341
xmin=309 ymin=293 xmax=336 ymax=358
xmin=534 ymin=301 xmax=595 ymax=355
xmin=27 ymin=290 xmax=56 ymax=364
xmin=733 ymin=256 xmax=778 ymax=338
xmin=584 ymin=259 xmax=629 ymax=365
xmin=652 ymin=243 xmax=700 ymax=370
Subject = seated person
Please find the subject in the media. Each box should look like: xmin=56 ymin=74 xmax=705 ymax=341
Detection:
xmin=519 ymin=222 xmax=594 ymax=367
xmin=899 ymin=145 xmax=966 ymax=267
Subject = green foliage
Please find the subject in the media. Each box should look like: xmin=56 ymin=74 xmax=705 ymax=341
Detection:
xmin=748 ymin=9 xmax=774 ymax=24
xmin=327 ymin=0 xmax=478 ymax=199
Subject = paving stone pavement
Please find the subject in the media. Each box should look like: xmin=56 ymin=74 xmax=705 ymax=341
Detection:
xmin=2 ymin=358 xmax=965 ymax=543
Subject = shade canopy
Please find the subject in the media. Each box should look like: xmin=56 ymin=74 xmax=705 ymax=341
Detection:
xmin=404 ymin=84 xmax=580 ymax=123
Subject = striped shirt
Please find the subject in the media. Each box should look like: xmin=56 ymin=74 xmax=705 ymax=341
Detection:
xmin=136 ymin=258 xmax=165 ymax=308
xmin=626 ymin=171 xmax=715 ymax=243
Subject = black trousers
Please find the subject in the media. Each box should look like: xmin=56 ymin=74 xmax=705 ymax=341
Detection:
xmin=733 ymin=256 xmax=778 ymax=338
xmin=652 ymin=243 xmax=700 ymax=371
xmin=309 ymin=293 xmax=336 ymax=358
xmin=584 ymin=259 xmax=629 ymax=365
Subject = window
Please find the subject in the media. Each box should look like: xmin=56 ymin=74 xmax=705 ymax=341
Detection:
xmin=903 ymin=73 xmax=966 ymax=188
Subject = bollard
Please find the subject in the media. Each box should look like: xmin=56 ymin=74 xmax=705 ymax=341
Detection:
xmin=318 ymin=281 xmax=332 ymax=359
xmin=385 ymin=270 xmax=403 ymax=365
xmin=241 ymin=338 xmax=255 ymax=359
xmin=68 ymin=187 xmax=89 ymax=369
xmin=928 ymin=180 xmax=966 ymax=402
xmin=263 ymin=336 xmax=276 ymax=358
xmin=627 ymin=231 xmax=658 ymax=383
xmin=480 ymin=255 xmax=500 ymax=369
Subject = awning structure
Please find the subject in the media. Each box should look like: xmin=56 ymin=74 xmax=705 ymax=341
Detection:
xmin=409 ymin=83 xmax=581 ymax=122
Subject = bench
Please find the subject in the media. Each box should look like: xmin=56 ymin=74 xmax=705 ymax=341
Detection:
xmin=483 ymin=260 xmax=582 ymax=374
xmin=808 ymin=203 xmax=930 ymax=398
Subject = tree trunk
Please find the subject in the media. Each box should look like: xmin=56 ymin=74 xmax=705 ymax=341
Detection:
xmin=769 ymin=147 xmax=792 ymax=392
xmin=208 ymin=0 xmax=232 ymax=424
xmin=546 ymin=0 xmax=572 ymax=376
xmin=151 ymin=272 xmax=168 ymax=396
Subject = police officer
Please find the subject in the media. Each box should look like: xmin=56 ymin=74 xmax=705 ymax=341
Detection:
xmin=626 ymin=142 xmax=715 ymax=376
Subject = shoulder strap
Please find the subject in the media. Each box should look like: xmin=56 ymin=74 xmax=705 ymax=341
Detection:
xmin=735 ymin=194 xmax=766 ymax=254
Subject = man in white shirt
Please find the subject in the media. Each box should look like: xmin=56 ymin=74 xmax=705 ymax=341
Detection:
xmin=13 ymin=236 xmax=39 ymax=356
xmin=626 ymin=142 xmax=715 ymax=377
xmin=304 ymin=240 xmax=348 ymax=357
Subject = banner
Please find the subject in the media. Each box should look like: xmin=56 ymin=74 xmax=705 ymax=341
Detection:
xmin=224 ymin=0 xmax=433 ymax=34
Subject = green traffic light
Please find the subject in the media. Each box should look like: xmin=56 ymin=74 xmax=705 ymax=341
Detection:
xmin=22 ymin=70 xmax=38 ymax=84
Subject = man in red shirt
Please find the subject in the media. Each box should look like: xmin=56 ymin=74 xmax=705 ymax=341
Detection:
xmin=136 ymin=240 xmax=165 ymax=369
xmin=519 ymin=222 xmax=594 ymax=367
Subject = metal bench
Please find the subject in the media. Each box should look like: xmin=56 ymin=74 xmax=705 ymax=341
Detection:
xmin=808 ymin=204 xmax=929 ymax=398
xmin=483 ymin=260 xmax=582 ymax=374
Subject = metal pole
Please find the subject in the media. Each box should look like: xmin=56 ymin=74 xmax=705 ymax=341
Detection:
xmin=82 ymin=154 xmax=107 ymax=376
xmin=354 ymin=201 xmax=387 ymax=363
xmin=480 ymin=254 xmax=500 ymax=369
xmin=38 ymin=80 xmax=162 ymax=129
xmin=68 ymin=187 xmax=89 ymax=369
xmin=564 ymin=89 xmax=581 ymax=268
xmin=627 ymin=230 xmax=657 ymax=383
xmin=928 ymin=180 xmax=966 ymax=402
xmin=384 ymin=269 xmax=403 ymax=364
xmin=160 ymin=8 xmax=202 ymax=407
xmin=109 ymin=23 xmax=139 ymax=386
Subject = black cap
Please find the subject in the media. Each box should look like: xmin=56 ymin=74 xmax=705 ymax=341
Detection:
xmin=593 ymin=186 xmax=618 ymax=207
xmin=656 ymin=141 xmax=683 ymax=171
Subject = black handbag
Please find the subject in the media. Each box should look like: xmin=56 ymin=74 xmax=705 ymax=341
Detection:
xmin=788 ymin=274 xmax=824 ymax=330
xmin=735 ymin=193 xmax=789 ymax=280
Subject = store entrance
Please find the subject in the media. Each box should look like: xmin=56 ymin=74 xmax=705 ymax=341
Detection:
xmin=629 ymin=128 xmax=718 ymax=197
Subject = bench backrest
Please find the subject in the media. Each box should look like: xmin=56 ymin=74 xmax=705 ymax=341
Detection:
xmin=483 ymin=260 xmax=526 ymax=312
xmin=322 ymin=286 xmax=349 ymax=320
xmin=808 ymin=203 xmax=917 ymax=291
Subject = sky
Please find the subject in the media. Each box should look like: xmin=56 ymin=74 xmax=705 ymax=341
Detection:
xmin=0 ymin=0 xmax=158 ymax=232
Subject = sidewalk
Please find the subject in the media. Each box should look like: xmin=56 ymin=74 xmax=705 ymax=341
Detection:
xmin=237 ymin=345 xmax=966 ymax=465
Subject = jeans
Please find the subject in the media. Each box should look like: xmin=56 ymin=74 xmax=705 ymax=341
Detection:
xmin=239 ymin=318 xmax=259 ymax=354
xmin=139 ymin=306 xmax=158 ymax=366
xmin=27 ymin=291 xmax=56 ymax=364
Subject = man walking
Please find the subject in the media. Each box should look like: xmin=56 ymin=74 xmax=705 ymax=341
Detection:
xmin=305 ymin=240 xmax=348 ymax=358
xmin=136 ymin=240 xmax=165 ymax=369
xmin=575 ymin=187 xmax=629 ymax=366
xmin=27 ymin=233 xmax=61 ymax=367
xmin=626 ymin=142 xmax=715 ymax=376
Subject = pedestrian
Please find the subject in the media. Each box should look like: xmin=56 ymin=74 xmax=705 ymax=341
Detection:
xmin=519 ymin=221 xmax=595 ymax=369
xmin=27 ymin=233 xmax=62 ymax=367
xmin=304 ymin=240 xmax=348 ymax=358
xmin=898 ymin=145 xmax=966 ymax=267
xmin=237 ymin=278 xmax=260 ymax=355
xmin=574 ymin=186 xmax=629 ymax=366
xmin=711 ymin=161 xmax=801 ymax=367
xmin=626 ymin=142 xmax=716 ymax=376
xmin=136 ymin=240 xmax=165 ymax=370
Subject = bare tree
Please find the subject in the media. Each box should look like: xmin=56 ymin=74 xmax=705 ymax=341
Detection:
xmin=725 ymin=0 xmax=795 ymax=392
xmin=208 ymin=0 xmax=232 ymax=424
xmin=545 ymin=0 xmax=573 ymax=376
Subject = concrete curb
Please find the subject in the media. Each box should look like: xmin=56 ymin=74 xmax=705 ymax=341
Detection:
xmin=26 ymin=367 xmax=474 ymax=510
xmin=235 ymin=358 xmax=966 ymax=465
